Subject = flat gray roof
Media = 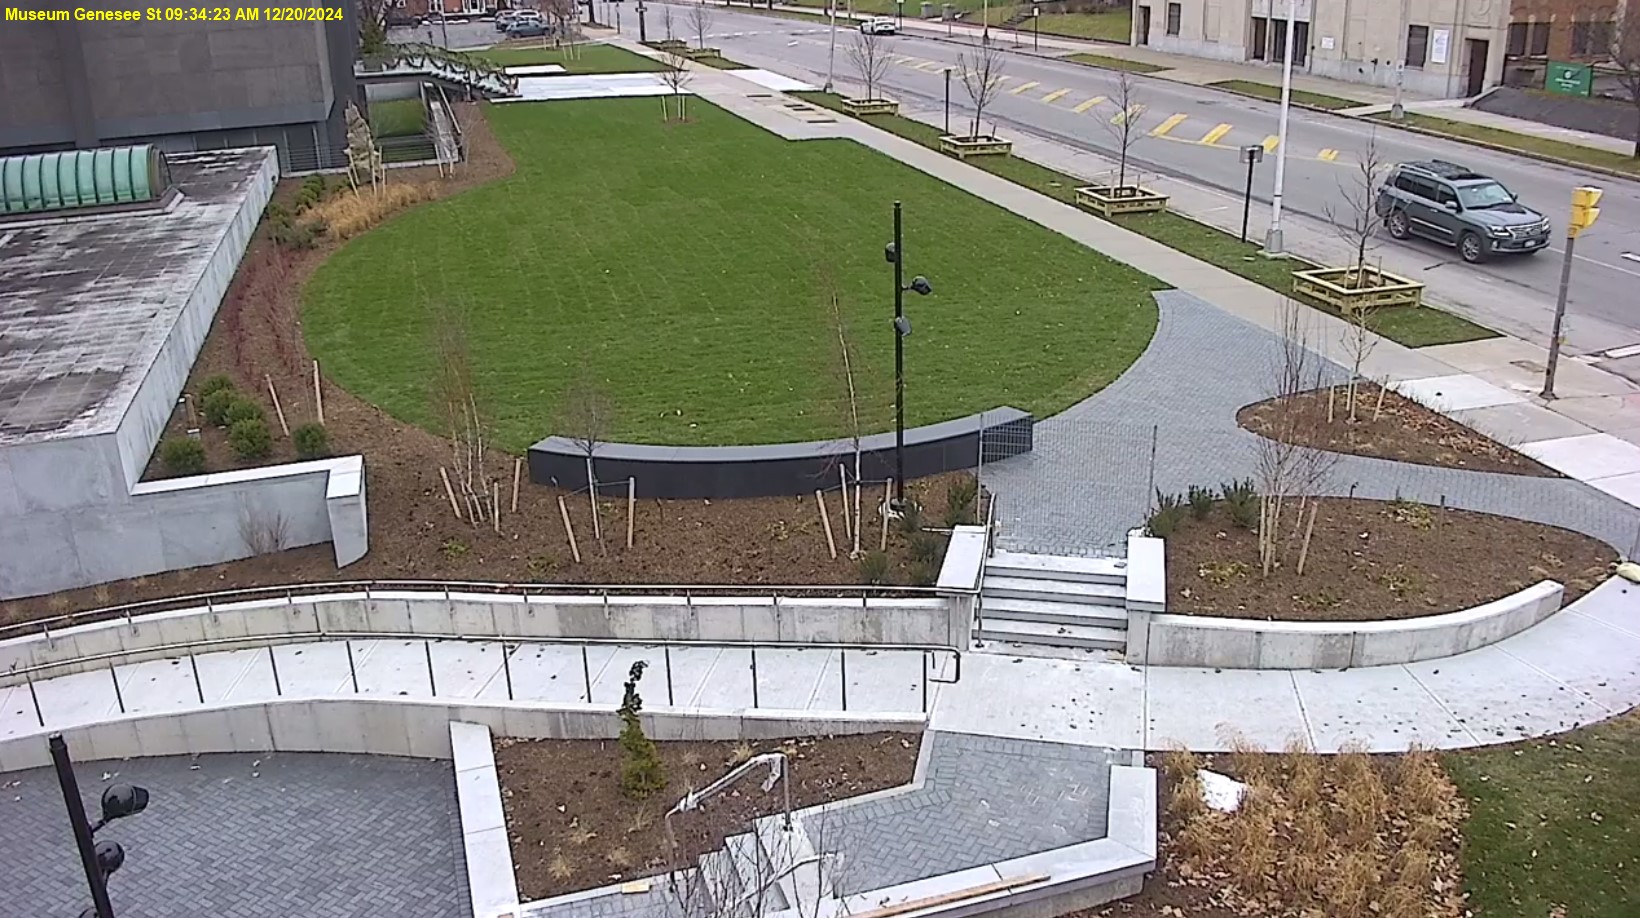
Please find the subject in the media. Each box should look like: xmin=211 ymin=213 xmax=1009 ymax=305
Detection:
xmin=0 ymin=149 xmax=270 ymax=447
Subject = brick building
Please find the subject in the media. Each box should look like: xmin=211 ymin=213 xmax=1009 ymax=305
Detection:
xmin=1506 ymin=0 xmax=1637 ymax=60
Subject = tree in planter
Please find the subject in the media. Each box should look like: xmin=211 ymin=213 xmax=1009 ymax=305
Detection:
xmin=618 ymin=661 xmax=666 ymax=798
xmin=846 ymin=30 xmax=891 ymax=104
xmin=662 ymin=3 xmax=676 ymax=43
xmin=956 ymin=41 xmax=1006 ymax=140
xmin=557 ymin=366 xmax=616 ymax=546
xmin=1253 ymin=303 xmax=1339 ymax=577
xmin=1100 ymin=68 xmax=1145 ymax=194
xmin=1613 ymin=15 xmax=1640 ymax=159
xmin=658 ymin=48 xmax=694 ymax=121
xmin=687 ymin=0 xmax=714 ymax=52
xmin=1324 ymin=132 xmax=1388 ymax=421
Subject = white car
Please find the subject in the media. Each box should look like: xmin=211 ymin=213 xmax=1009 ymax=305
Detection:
xmin=859 ymin=17 xmax=898 ymax=35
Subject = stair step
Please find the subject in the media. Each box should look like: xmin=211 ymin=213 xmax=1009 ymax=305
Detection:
xmin=981 ymin=596 xmax=1128 ymax=628
xmin=975 ymin=618 xmax=1128 ymax=651
xmin=982 ymin=575 xmax=1126 ymax=605
xmin=988 ymin=550 xmax=1127 ymax=585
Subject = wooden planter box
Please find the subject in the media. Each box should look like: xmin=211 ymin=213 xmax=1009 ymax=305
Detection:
xmin=841 ymin=98 xmax=900 ymax=116
xmin=1074 ymin=185 xmax=1169 ymax=216
xmin=647 ymin=39 xmax=687 ymax=51
xmin=938 ymin=135 xmax=1013 ymax=159
xmin=1292 ymin=266 xmax=1425 ymax=313
xmin=683 ymin=46 xmax=722 ymax=60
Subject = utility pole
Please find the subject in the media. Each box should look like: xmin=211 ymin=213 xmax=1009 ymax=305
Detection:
xmin=1542 ymin=186 xmax=1604 ymax=399
xmin=824 ymin=0 xmax=837 ymax=92
xmin=943 ymin=66 xmax=952 ymax=135
xmin=1390 ymin=0 xmax=1410 ymax=119
xmin=1264 ymin=0 xmax=1298 ymax=255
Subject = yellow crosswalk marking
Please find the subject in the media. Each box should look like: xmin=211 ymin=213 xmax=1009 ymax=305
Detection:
xmin=1041 ymin=88 xmax=1070 ymax=103
xmin=914 ymin=61 xmax=944 ymax=72
xmin=1010 ymin=80 xmax=1041 ymax=94
xmin=1318 ymin=148 xmax=1340 ymax=161
xmin=1112 ymin=104 xmax=1145 ymax=124
xmin=1199 ymin=123 xmax=1233 ymax=145
xmin=1150 ymin=113 xmax=1188 ymax=137
xmin=1261 ymin=134 xmax=1280 ymax=152
xmin=1072 ymin=95 xmax=1106 ymax=113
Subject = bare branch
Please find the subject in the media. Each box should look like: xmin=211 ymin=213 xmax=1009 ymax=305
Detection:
xmin=657 ymin=47 xmax=694 ymax=120
xmin=1100 ymin=69 xmax=1145 ymax=190
xmin=845 ymin=31 xmax=892 ymax=102
xmin=956 ymin=42 xmax=1006 ymax=140
xmin=431 ymin=301 xmax=497 ymax=525
xmin=238 ymin=505 xmax=290 ymax=555
xmin=1254 ymin=302 xmax=1340 ymax=576
xmin=687 ymin=0 xmax=714 ymax=50
xmin=1323 ymin=129 xmax=1388 ymax=288
xmin=1612 ymin=13 xmax=1640 ymax=157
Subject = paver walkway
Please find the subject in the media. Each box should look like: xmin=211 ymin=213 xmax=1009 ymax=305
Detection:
xmin=0 ymin=752 xmax=470 ymax=918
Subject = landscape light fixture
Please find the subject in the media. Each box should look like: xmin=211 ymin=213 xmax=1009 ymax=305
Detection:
xmin=885 ymin=202 xmax=934 ymax=509
xmin=50 ymin=734 xmax=152 ymax=918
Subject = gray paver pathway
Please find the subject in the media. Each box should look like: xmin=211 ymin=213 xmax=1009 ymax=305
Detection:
xmin=983 ymin=290 xmax=1640 ymax=556
xmin=0 ymin=752 xmax=471 ymax=918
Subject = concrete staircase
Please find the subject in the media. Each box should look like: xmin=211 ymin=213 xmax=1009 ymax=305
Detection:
xmin=685 ymin=814 xmax=838 ymax=918
xmin=976 ymin=550 xmax=1129 ymax=652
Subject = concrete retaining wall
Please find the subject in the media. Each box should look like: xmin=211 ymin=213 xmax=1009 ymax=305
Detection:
xmin=0 ymin=694 xmax=924 ymax=773
xmin=1128 ymin=580 xmax=1565 ymax=669
xmin=0 ymin=587 xmax=964 ymax=684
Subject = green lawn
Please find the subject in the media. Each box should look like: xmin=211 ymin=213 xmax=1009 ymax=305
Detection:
xmin=1034 ymin=10 xmax=1131 ymax=42
xmin=1445 ymin=712 xmax=1640 ymax=918
xmin=1064 ymin=52 xmax=1168 ymax=74
xmin=474 ymin=43 xmax=667 ymax=73
xmin=1207 ymin=79 xmax=1361 ymax=111
xmin=1370 ymin=111 xmax=1640 ymax=176
xmin=795 ymin=92 xmax=1495 ymax=349
xmin=369 ymin=98 xmax=426 ymax=138
xmin=698 ymin=55 xmax=752 ymax=69
xmin=304 ymin=98 xmax=1160 ymax=449
xmin=776 ymin=0 xmax=1128 ymax=40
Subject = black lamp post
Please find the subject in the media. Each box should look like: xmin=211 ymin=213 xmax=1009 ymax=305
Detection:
xmin=884 ymin=201 xmax=932 ymax=510
xmin=50 ymin=734 xmax=150 ymax=918
xmin=943 ymin=67 xmax=952 ymax=135
xmin=636 ymin=0 xmax=647 ymax=42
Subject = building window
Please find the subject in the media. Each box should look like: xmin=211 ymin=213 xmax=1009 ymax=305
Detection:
xmin=1506 ymin=22 xmax=1527 ymax=57
xmin=1250 ymin=16 xmax=1268 ymax=60
xmin=1572 ymin=20 xmax=1592 ymax=55
xmin=1405 ymin=24 xmax=1429 ymax=68
xmin=1529 ymin=21 xmax=1550 ymax=56
xmin=1166 ymin=2 xmax=1181 ymax=36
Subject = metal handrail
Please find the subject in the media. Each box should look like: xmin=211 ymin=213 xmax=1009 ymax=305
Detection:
xmin=2 ymin=579 xmax=953 ymax=642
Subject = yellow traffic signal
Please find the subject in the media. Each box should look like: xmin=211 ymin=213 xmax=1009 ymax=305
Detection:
xmin=1568 ymin=185 xmax=1602 ymax=237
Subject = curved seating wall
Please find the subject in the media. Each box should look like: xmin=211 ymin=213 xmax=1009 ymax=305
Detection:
xmin=528 ymin=408 xmax=1034 ymax=499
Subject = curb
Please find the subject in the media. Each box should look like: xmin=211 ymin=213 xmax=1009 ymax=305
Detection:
xmin=1347 ymin=115 xmax=1640 ymax=183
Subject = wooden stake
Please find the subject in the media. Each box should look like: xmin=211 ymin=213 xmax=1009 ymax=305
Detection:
xmin=853 ymin=477 xmax=863 ymax=557
xmin=266 ymin=375 xmax=290 ymax=437
xmin=558 ymin=495 xmax=582 ymax=563
xmin=880 ymin=479 xmax=892 ymax=552
xmin=312 ymin=360 xmax=324 ymax=425
xmin=493 ymin=480 xmax=501 ymax=534
xmin=1326 ymin=385 xmax=1335 ymax=424
xmin=439 ymin=466 xmax=462 ymax=518
xmin=589 ymin=484 xmax=602 ymax=542
xmin=1259 ymin=495 xmax=1271 ymax=576
xmin=1372 ymin=380 xmax=1388 ymax=422
xmin=1296 ymin=501 xmax=1319 ymax=576
xmin=838 ymin=467 xmax=853 ymax=546
xmin=511 ymin=457 xmax=523 ymax=513
xmin=815 ymin=490 xmax=837 ymax=560
xmin=184 ymin=393 xmax=198 ymax=430
xmin=627 ymin=477 xmax=636 ymax=549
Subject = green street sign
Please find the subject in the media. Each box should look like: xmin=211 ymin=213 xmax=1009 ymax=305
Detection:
xmin=1546 ymin=61 xmax=1593 ymax=97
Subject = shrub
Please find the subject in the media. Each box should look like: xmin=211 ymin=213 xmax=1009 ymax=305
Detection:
xmin=292 ymin=422 xmax=330 ymax=459
xmin=908 ymin=560 xmax=940 ymax=587
xmin=1187 ymin=484 xmax=1215 ymax=519
xmin=943 ymin=475 xmax=979 ymax=527
xmin=857 ymin=549 xmax=890 ymax=585
xmin=909 ymin=531 xmax=944 ymax=565
xmin=1220 ymin=478 xmax=1259 ymax=530
xmin=1146 ymin=490 xmax=1187 ymax=539
xmin=228 ymin=418 xmax=272 ymax=460
xmin=895 ymin=501 xmax=923 ymax=536
xmin=159 ymin=436 xmax=206 ymax=476
xmin=302 ymin=182 xmax=434 ymax=240
xmin=223 ymin=397 xmax=264 ymax=426
xmin=198 ymin=374 xmax=236 ymax=399
xmin=617 ymin=662 xmax=666 ymax=798
xmin=200 ymin=388 xmax=239 ymax=426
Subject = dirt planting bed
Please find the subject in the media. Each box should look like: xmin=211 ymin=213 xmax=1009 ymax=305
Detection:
xmin=1237 ymin=383 xmax=1558 ymax=477
xmin=1165 ymin=499 xmax=1613 ymax=622
xmin=496 ymin=732 xmax=919 ymax=901
xmin=0 ymin=102 xmax=982 ymax=632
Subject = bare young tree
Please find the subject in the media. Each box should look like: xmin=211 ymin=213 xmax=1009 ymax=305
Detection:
xmin=1102 ymin=68 xmax=1145 ymax=192
xmin=662 ymin=3 xmax=676 ymax=42
xmin=846 ymin=30 xmax=891 ymax=102
xmin=1324 ymin=132 xmax=1388 ymax=420
xmin=956 ymin=41 xmax=1006 ymax=139
xmin=431 ymin=302 xmax=498 ymax=526
xmin=819 ymin=266 xmax=871 ymax=558
xmin=658 ymin=48 xmax=694 ymax=121
xmin=1613 ymin=12 xmax=1640 ymax=158
xmin=543 ymin=0 xmax=583 ymax=56
xmin=558 ymin=366 xmax=615 ymax=544
xmin=1254 ymin=302 xmax=1339 ymax=576
xmin=687 ymin=0 xmax=715 ymax=51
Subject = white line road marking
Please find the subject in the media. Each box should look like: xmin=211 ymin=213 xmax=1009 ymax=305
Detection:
xmin=1623 ymin=253 xmax=1640 ymax=263
xmin=1600 ymin=344 xmax=1640 ymax=360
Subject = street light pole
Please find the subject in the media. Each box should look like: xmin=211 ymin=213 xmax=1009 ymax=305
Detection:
xmin=1239 ymin=144 xmax=1264 ymax=243
xmin=51 ymin=734 xmax=116 ymax=918
xmin=943 ymin=67 xmax=952 ymax=135
xmin=825 ymin=0 xmax=837 ymax=93
xmin=1543 ymin=186 xmax=1604 ymax=399
xmin=1264 ymin=0 xmax=1297 ymax=254
xmin=893 ymin=201 xmax=906 ymax=507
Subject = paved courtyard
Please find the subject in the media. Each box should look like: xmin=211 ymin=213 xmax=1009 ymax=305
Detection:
xmin=0 ymin=752 xmax=470 ymax=918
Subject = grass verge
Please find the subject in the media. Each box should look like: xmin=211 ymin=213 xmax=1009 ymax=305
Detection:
xmin=1064 ymin=52 xmax=1168 ymax=74
xmin=369 ymin=98 xmax=427 ymax=138
xmin=1207 ymin=79 xmax=1361 ymax=111
xmin=304 ymin=98 xmax=1160 ymax=449
xmin=794 ymin=92 xmax=1495 ymax=348
xmin=1368 ymin=111 xmax=1640 ymax=176
xmin=474 ymin=43 xmax=667 ymax=72
xmin=1444 ymin=711 xmax=1640 ymax=918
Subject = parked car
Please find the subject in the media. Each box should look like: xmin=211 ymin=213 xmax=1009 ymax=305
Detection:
xmin=494 ymin=9 xmax=521 ymax=30
xmin=505 ymin=18 xmax=549 ymax=37
xmin=1374 ymin=160 xmax=1551 ymax=264
xmin=859 ymin=16 xmax=898 ymax=34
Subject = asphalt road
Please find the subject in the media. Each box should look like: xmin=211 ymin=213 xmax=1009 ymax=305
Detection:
xmin=667 ymin=7 xmax=1640 ymax=364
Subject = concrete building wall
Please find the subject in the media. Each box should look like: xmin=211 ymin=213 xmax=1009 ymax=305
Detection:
xmin=1140 ymin=0 xmax=1511 ymax=97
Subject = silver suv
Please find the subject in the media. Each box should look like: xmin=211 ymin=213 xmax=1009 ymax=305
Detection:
xmin=1374 ymin=161 xmax=1550 ymax=263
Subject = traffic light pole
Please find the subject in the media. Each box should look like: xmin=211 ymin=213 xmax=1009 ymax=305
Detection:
xmin=1541 ymin=233 xmax=1576 ymax=400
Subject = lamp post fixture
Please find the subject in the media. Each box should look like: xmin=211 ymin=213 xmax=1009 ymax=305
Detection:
xmin=943 ymin=67 xmax=952 ymax=135
xmin=50 ymin=734 xmax=150 ymax=918
xmin=884 ymin=201 xmax=933 ymax=510
xmin=636 ymin=0 xmax=647 ymax=42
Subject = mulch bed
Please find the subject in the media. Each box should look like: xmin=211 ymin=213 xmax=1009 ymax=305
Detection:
xmin=1237 ymin=383 xmax=1559 ymax=477
xmin=1166 ymin=499 xmax=1614 ymax=621
xmin=496 ymin=732 xmax=920 ymax=901
xmin=0 ymin=102 xmax=977 ymax=631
